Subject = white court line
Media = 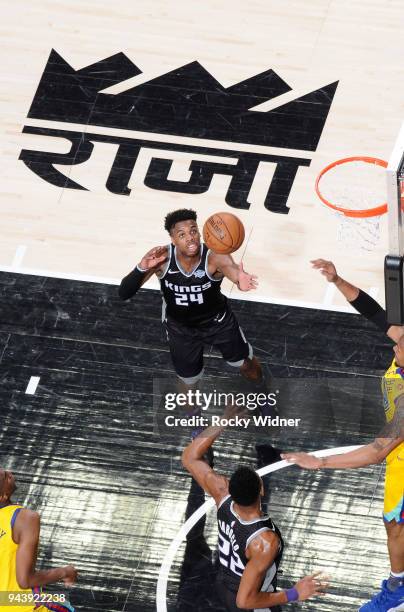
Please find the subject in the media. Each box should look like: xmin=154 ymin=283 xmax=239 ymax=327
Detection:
xmin=11 ymin=245 xmax=27 ymax=269
xmin=25 ymin=376 xmax=40 ymax=395
xmin=322 ymin=283 xmax=336 ymax=306
xmin=24 ymin=117 xmax=312 ymax=160
xmin=0 ymin=265 xmax=118 ymax=286
xmin=155 ymin=445 xmax=362 ymax=612
xmin=0 ymin=265 xmax=359 ymax=314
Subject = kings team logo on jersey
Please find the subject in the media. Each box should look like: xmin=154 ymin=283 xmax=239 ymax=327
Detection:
xmin=164 ymin=279 xmax=211 ymax=306
xmin=19 ymin=51 xmax=338 ymax=214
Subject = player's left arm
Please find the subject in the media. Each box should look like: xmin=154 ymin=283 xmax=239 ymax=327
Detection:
xmin=236 ymin=531 xmax=286 ymax=609
xmin=236 ymin=532 xmax=327 ymax=609
xmin=209 ymin=252 xmax=258 ymax=291
xmin=14 ymin=510 xmax=78 ymax=588
xmin=181 ymin=425 xmax=229 ymax=505
xmin=311 ymin=259 xmax=403 ymax=341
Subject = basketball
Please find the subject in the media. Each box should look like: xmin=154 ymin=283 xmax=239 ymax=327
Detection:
xmin=203 ymin=212 xmax=245 ymax=255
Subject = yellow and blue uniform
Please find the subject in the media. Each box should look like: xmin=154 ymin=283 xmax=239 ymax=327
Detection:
xmin=0 ymin=505 xmax=34 ymax=612
xmin=0 ymin=505 xmax=75 ymax=611
xmin=381 ymin=359 xmax=404 ymax=524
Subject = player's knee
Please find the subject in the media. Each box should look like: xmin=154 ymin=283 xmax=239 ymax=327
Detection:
xmin=227 ymin=344 xmax=253 ymax=368
xmin=177 ymin=369 xmax=204 ymax=385
xmin=385 ymin=519 xmax=404 ymax=540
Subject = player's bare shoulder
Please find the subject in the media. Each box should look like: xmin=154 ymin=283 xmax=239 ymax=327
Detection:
xmin=18 ymin=508 xmax=40 ymax=526
xmin=206 ymin=250 xmax=230 ymax=278
xmin=12 ymin=508 xmax=40 ymax=543
xmin=246 ymin=528 xmax=280 ymax=561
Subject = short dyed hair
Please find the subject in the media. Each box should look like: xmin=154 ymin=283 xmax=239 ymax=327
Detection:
xmin=164 ymin=209 xmax=197 ymax=233
xmin=229 ymin=466 xmax=261 ymax=506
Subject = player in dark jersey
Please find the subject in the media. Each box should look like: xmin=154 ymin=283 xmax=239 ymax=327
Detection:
xmin=181 ymin=414 xmax=327 ymax=611
xmin=119 ymin=209 xmax=262 ymax=385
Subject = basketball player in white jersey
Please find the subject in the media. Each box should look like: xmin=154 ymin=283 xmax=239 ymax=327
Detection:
xmin=119 ymin=208 xmax=262 ymax=385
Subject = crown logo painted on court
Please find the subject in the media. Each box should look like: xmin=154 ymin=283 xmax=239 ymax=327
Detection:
xmin=27 ymin=50 xmax=338 ymax=152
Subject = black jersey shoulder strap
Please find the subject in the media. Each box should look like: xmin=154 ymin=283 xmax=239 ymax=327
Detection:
xmin=159 ymin=244 xmax=173 ymax=280
xmin=217 ymin=494 xmax=231 ymax=510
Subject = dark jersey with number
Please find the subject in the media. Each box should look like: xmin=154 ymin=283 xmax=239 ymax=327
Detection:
xmin=217 ymin=495 xmax=283 ymax=594
xmin=160 ymin=243 xmax=226 ymax=325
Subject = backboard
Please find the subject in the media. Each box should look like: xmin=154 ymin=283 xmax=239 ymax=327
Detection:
xmin=384 ymin=122 xmax=404 ymax=324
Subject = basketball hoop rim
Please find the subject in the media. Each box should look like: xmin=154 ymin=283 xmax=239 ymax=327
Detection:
xmin=315 ymin=156 xmax=388 ymax=218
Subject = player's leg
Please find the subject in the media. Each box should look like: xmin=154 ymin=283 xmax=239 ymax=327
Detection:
xmin=358 ymin=522 xmax=404 ymax=612
xmin=358 ymin=480 xmax=404 ymax=611
xmin=207 ymin=308 xmax=262 ymax=382
xmin=165 ymin=316 xmax=204 ymax=386
xmin=386 ymin=519 xmax=404 ymax=574
xmin=207 ymin=306 xmax=282 ymax=427
xmin=239 ymin=356 xmax=263 ymax=383
xmin=383 ymin=519 xmax=404 ymax=612
xmin=164 ymin=316 xmax=214 ymax=454
xmin=384 ymin=467 xmax=404 ymax=597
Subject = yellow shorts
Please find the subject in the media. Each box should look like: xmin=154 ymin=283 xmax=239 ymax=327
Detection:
xmin=384 ymin=442 xmax=404 ymax=524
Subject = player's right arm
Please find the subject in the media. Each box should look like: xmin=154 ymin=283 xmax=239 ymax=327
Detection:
xmin=181 ymin=425 xmax=229 ymax=505
xmin=311 ymin=258 xmax=404 ymax=342
xmin=236 ymin=531 xmax=326 ymax=609
xmin=118 ymin=246 xmax=168 ymax=300
xmin=14 ymin=509 xmax=78 ymax=589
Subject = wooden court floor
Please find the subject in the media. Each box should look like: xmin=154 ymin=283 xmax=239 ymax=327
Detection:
xmin=2 ymin=0 xmax=404 ymax=309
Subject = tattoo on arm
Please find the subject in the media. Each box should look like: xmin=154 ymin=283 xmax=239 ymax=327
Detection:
xmin=372 ymin=438 xmax=392 ymax=451
xmin=379 ymin=396 xmax=404 ymax=440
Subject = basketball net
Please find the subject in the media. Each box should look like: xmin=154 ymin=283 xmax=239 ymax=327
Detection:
xmin=315 ymin=157 xmax=387 ymax=252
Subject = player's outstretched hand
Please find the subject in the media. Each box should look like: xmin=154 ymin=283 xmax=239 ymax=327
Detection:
xmin=62 ymin=565 xmax=78 ymax=586
xmin=237 ymin=262 xmax=258 ymax=291
xmin=311 ymin=259 xmax=338 ymax=283
xmin=281 ymin=451 xmax=322 ymax=469
xmin=139 ymin=246 xmax=168 ymax=271
xmin=294 ymin=572 xmax=328 ymax=600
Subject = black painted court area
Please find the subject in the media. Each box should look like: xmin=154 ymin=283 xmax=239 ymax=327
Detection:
xmin=0 ymin=271 xmax=394 ymax=611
